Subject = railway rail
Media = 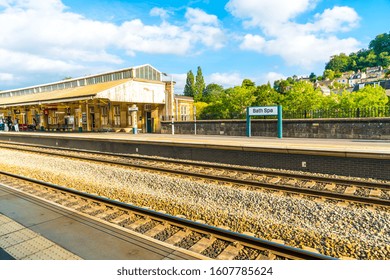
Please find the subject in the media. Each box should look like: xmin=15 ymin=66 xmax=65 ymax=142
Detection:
xmin=0 ymin=141 xmax=389 ymax=208
xmin=0 ymin=171 xmax=335 ymax=260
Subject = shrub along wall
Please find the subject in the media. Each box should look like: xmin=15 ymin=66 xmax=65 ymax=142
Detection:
xmin=161 ymin=118 xmax=390 ymax=139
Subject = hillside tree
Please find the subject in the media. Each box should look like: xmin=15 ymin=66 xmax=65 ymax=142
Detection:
xmin=184 ymin=70 xmax=195 ymax=97
xmin=194 ymin=66 xmax=205 ymax=102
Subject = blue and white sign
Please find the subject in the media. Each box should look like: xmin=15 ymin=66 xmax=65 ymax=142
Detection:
xmin=246 ymin=105 xmax=283 ymax=138
xmin=248 ymin=106 xmax=278 ymax=116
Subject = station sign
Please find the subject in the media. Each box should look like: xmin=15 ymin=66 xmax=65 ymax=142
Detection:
xmin=246 ymin=105 xmax=283 ymax=138
xmin=128 ymin=106 xmax=138 ymax=112
xmin=248 ymin=106 xmax=278 ymax=116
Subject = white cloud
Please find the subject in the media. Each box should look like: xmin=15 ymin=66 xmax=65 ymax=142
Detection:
xmin=206 ymin=71 xmax=287 ymax=89
xmin=0 ymin=49 xmax=83 ymax=72
xmin=240 ymin=34 xmax=265 ymax=52
xmin=207 ymin=72 xmax=244 ymax=88
xmin=263 ymin=72 xmax=286 ymax=84
xmin=118 ymin=20 xmax=192 ymax=56
xmin=227 ymin=0 xmax=361 ymax=69
xmin=185 ymin=7 xmax=219 ymax=26
xmin=172 ymin=71 xmax=286 ymax=93
xmin=149 ymin=7 xmax=172 ymax=21
xmin=241 ymin=33 xmax=359 ymax=68
xmin=226 ymin=0 xmax=317 ymax=30
xmin=0 ymin=1 xmax=225 ymax=85
xmin=0 ymin=72 xmax=13 ymax=81
xmin=170 ymin=73 xmax=187 ymax=94
xmin=185 ymin=8 xmax=225 ymax=50
xmin=312 ymin=6 xmax=360 ymax=33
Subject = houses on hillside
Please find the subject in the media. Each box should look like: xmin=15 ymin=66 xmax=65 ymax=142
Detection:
xmin=314 ymin=66 xmax=390 ymax=96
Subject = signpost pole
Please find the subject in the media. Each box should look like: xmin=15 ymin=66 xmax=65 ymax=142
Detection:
xmin=246 ymin=107 xmax=251 ymax=137
xmin=277 ymin=105 xmax=283 ymax=139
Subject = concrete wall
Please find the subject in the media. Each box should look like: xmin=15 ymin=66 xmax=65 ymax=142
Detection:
xmin=161 ymin=118 xmax=390 ymax=139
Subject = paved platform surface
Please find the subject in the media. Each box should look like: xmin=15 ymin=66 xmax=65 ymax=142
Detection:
xmin=0 ymin=185 xmax=200 ymax=260
xmin=2 ymin=131 xmax=390 ymax=155
xmin=0 ymin=213 xmax=81 ymax=260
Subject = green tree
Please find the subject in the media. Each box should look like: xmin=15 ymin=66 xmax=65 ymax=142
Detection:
xmin=338 ymin=86 xmax=388 ymax=110
xmin=330 ymin=81 xmax=348 ymax=91
xmin=202 ymin=83 xmax=224 ymax=103
xmin=369 ymin=32 xmax=390 ymax=55
xmin=378 ymin=52 xmax=390 ymax=68
xmin=194 ymin=101 xmax=209 ymax=119
xmin=200 ymin=85 xmax=256 ymax=119
xmin=274 ymin=79 xmax=293 ymax=94
xmin=194 ymin=66 xmax=205 ymax=102
xmin=338 ymin=90 xmax=356 ymax=110
xmin=364 ymin=51 xmax=378 ymax=67
xmin=323 ymin=69 xmax=335 ymax=80
xmin=325 ymin=53 xmax=351 ymax=73
xmin=241 ymin=79 xmax=256 ymax=89
xmin=281 ymin=81 xmax=324 ymax=112
xmin=184 ymin=70 xmax=195 ymax=97
xmin=354 ymin=85 xmax=388 ymax=107
xmin=224 ymin=86 xmax=256 ymax=118
xmin=309 ymin=72 xmax=317 ymax=82
xmin=254 ymin=83 xmax=280 ymax=106
xmin=200 ymin=89 xmax=229 ymax=119
xmin=321 ymin=93 xmax=341 ymax=110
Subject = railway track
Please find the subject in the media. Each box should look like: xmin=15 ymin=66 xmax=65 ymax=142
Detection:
xmin=0 ymin=142 xmax=389 ymax=208
xmin=0 ymin=171 xmax=335 ymax=260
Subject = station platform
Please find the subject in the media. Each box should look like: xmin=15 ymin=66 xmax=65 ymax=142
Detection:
xmin=1 ymin=131 xmax=389 ymax=155
xmin=0 ymin=131 xmax=389 ymax=180
xmin=0 ymin=184 xmax=200 ymax=260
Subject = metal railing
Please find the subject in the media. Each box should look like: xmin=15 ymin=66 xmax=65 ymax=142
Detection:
xmin=283 ymin=106 xmax=390 ymax=119
xmin=161 ymin=115 xmax=193 ymax=121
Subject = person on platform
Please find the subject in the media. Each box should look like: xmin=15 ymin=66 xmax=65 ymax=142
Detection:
xmin=4 ymin=118 xmax=9 ymax=132
xmin=14 ymin=118 xmax=19 ymax=132
xmin=33 ymin=118 xmax=37 ymax=130
xmin=7 ymin=117 xmax=12 ymax=131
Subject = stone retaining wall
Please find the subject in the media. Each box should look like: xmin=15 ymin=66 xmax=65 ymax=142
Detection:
xmin=161 ymin=118 xmax=390 ymax=139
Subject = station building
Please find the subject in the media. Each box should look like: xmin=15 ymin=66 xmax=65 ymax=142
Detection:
xmin=0 ymin=64 xmax=194 ymax=133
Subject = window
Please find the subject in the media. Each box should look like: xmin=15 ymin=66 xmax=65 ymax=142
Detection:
xmin=114 ymin=105 xmax=120 ymax=126
xmin=180 ymin=105 xmax=189 ymax=121
xmin=102 ymin=74 xmax=111 ymax=82
xmin=101 ymin=107 xmax=108 ymax=126
xmin=134 ymin=66 xmax=160 ymax=81
xmin=86 ymin=77 xmax=94 ymax=85
xmin=123 ymin=70 xmax=132 ymax=79
xmin=95 ymin=76 xmax=103 ymax=83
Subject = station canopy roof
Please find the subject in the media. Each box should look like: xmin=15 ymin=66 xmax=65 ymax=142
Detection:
xmin=0 ymin=79 xmax=130 ymax=107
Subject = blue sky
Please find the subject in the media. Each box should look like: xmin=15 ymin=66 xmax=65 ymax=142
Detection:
xmin=0 ymin=0 xmax=389 ymax=93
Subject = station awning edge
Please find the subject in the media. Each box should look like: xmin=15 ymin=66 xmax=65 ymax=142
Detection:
xmin=0 ymin=79 xmax=131 ymax=108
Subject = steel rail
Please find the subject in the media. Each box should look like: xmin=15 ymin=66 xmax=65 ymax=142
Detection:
xmin=0 ymin=170 xmax=336 ymax=260
xmin=0 ymin=143 xmax=388 ymax=207
xmin=1 ymin=141 xmax=389 ymax=190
